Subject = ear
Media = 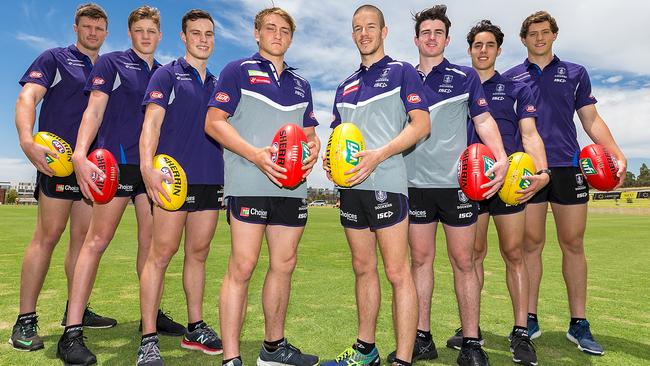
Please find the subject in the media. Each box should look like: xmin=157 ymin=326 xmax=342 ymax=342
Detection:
xmin=73 ymin=23 xmax=78 ymax=34
xmin=467 ymin=47 xmax=471 ymax=57
xmin=444 ymin=35 xmax=451 ymax=48
xmin=180 ymin=31 xmax=187 ymax=45
xmin=381 ymin=25 xmax=388 ymax=40
xmin=254 ymin=28 xmax=260 ymax=44
xmin=497 ymin=47 xmax=502 ymax=57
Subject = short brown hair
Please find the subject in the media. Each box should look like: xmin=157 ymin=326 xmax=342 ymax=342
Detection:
xmin=181 ymin=9 xmax=214 ymax=34
xmin=520 ymin=10 xmax=559 ymax=38
xmin=353 ymin=5 xmax=385 ymax=29
xmin=254 ymin=7 xmax=296 ymax=34
xmin=413 ymin=5 xmax=450 ymax=37
xmin=75 ymin=3 xmax=108 ymax=27
xmin=128 ymin=5 xmax=160 ymax=30
xmin=467 ymin=20 xmax=504 ymax=47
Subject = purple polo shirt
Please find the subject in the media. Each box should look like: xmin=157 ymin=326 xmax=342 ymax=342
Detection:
xmin=468 ymin=71 xmax=538 ymax=155
xmin=503 ymin=56 xmax=597 ymax=167
xmin=143 ymin=57 xmax=224 ymax=185
xmin=19 ymin=44 xmax=94 ymax=149
xmin=85 ymin=48 xmax=160 ymax=164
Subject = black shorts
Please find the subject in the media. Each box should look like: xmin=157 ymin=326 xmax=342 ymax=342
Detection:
xmin=529 ymin=167 xmax=589 ymax=205
xmin=226 ymin=196 xmax=307 ymax=227
xmin=35 ymin=172 xmax=82 ymax=201
xmin=115 ymin=164 xmax=146 ymax=198
xmin=478 ymin=194 xmax=526 ymax=216
xmin=408 ymin=187 xmax=478 ymax=227
xmin=179 ymin=185 xmax=224 ymax=211
xmin=339 ymin=190 xmax=408 ymax=230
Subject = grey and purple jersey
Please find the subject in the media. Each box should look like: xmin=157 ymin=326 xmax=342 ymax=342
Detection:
xmin=85 ymin=48 xmax=160 ymax=164
xmin=404 ymin=58 xmax=490 ymax=188
xmin=467 ymin=71 xmax=537 ymax=156
xmin=503 ymin=56 xmax=597 ymax=167
xmin=209 ymin=53 xmax=318 ymax=198
xmin=19 ymin=45 xmax=94 ymax=149
xmin=143 ymin=57 xmax=224 ymax=185
xmin=332 ymin=55 xmax=428 ymax=196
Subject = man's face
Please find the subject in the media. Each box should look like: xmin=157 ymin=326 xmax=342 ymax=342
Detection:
xmin=522 ymin=21 xmax=557 ymax=57
xmin=351 ymin=9 xmax=386 ymax=57
xmin=469 ymin=31 xmax=500 ymax=71
xmin=181 ymin=18 xmax=214 ymax=61
xmin=129 ymin=18 xmax=161 ymax=56
xmin=255 ymin=13 xmax=292 ymax=57
xmin=414 ymin=19 xmax=449 ymax=58
xmin=74 ymin=16 xmax=108 ymax=51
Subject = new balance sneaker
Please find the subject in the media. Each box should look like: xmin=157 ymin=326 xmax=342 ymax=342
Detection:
xmin=510 ymin=329 xmax=537 ymax=365
xmin=527 ymin=315 xmax=541 ymax=340
xmin=56 ymin=327 xmax=97 ymax=365
xmin=566 ymin=319 xmax=604 ymax=355
xmin=387 ymin=332 xmax=438 ymax=363
xmin=457 ymin=340 xmax=489 ymax=366
xmin=257 ymin=338 xmax=319 ymax=366
xmin=180 ymin=322 xmax=223 ymax=355
xmin=446 ymin=327 xmax=484 ymax=350
xmin=321 ymin=345 xmax=380 ymax=366
xmin=9 ymin=313 xmax=44 ymax=351
xmin=137 ymin=336 xmax=164 ymax=366
xmin=61 ymin=304 xmax=117 ymax=329
xmin=139 ymin=309 xmax=186 ymax=336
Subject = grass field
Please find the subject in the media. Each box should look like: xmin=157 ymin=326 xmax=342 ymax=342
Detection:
xmin=0 ymin=204 xmax=649 ymax=365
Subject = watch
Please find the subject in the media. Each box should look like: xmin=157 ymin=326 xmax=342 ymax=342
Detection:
xmin=536 ymin=169 xmax=552 ymax=177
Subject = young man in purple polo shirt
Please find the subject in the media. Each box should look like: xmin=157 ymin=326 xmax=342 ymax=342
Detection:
xmin=503 ymin=11 xmax=626 ymax=356
xmin=137 ymin=9 xmax=225 ymax=366
xmin=11 ymin=3 xmax=112 ymax=352
xmin=321 ymin=6 xmax=430 ymax=366
xmin=205 ymin=7 xmax=320 ymax=366
xmin=461 ymin=20 xmax=550 ymax=366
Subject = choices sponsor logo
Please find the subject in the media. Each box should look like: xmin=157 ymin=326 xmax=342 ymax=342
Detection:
xmin=56 ymin=184 xmax=65 ymax=192
xmin=340 ymin=210 xmax=358 ymax=222
xmin=345 ymin=140 xmax=360 ymax=165
xmin=29 ymin=71 xmax=43 ymax=78
xmin=519 ymin=169 xmax=534 ymax=189
xmin=580 ymin=158 xmax=597 ymax=175
xmin=409 ymin=209 xmax=426 ymax=218
xmin=240 ymin=207 xmax=250 ymax=217
xmin=215 ymin=92 xmax=230 ymax=103
xmin=407 ymin=93 xmax=422 ymax=103
xmin=118 ymin=183 xmax=134 ymax=192
xmin=92 ymin=77 xmax=105 ymax=86
xmin=149 ymin=91 xmax=163 ymax=99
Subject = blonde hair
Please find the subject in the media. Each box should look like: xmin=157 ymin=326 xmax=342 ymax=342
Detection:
xmin=128 ymin=5 xmax=160 ymax=30
xmin=255 ymin=7 xmax=296 ymax=34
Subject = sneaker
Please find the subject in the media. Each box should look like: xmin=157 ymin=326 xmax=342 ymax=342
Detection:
xmin=257 ymin=338 xmax=319 ymax=366
xmin=8 ymin=314 xmax=44 ymax=351
xmin=510 ymin=329 xmax=537 ymax=365
xmin=566 ymin=319 xmax=604 ymax=355
xmin=139 ymin=309 xmax=186 ymax=336
xmin=457 ymin=340 xmax=489 ymax=366
xmin=62 ymin=304 xmax=117 ymax=329
xmin=527 ymin=315 xmax=541 ymax=340
xmin=387 ymin=332 xmax=438 ymax=363
xmin=224 ymin=358 xmax=244 ymax=366
xmin=180 ymin=322 xmax=223 ymax=355
xmin=446 ymin=327 xmax=484 ymax=350
xmin=137 ymin=337 xmax=164 ymax=366
xmin=56 ymin=327 xmax=97 ymax=365
xmin=321 ymin=346 xmax=380 ymax=366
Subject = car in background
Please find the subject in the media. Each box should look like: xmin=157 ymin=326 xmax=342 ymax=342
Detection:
xmin=309 ymin=200 xmax=327 ymax=206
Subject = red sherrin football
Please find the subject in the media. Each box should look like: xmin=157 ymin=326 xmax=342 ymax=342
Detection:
xmin=87 ymin=148 xmax=119 ymax=204
xmin=458 ymin=143 xmax=496 ymax=201
xmin=579 ymin=144 xmax=619 ymax=191
xmin=271 ymin=123 xmax=310 ymax=188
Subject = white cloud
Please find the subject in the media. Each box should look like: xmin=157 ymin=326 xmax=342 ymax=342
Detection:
xmin=15 ymin=32 xmax=58 ymax=51
xmin=0 ymin=158 xmax=37 ymax=185
xmin=604 ymin=75 xmax=623 ymax=83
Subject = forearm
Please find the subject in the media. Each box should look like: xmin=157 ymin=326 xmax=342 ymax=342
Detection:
xmin=15 ymin=96 xmax=37 ymax=147
xmin=140 ymin=121 xmax=161 ymax=170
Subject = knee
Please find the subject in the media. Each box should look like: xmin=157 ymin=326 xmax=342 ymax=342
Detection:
xmin=270 ymin=254 xmax=297 ymax=276
xmin=151 ymin=245 xmax=179 ymax=270
xmin=186 ymin=242 xmax=211 ymax=263
xmin=411 ymin=248 xmax=434 ymax=269
xmin=500 ymin=244 xmax=524 ymax=266
xmin=228 ymin=257 xmax=257 ymax=283
xmin=352 ymin=256 xmax=377 ymax=277
xmin=36 ymin=223 xmax=67 ymax=249
xmin=559 ymin=237 xmax=584 ymax=256
xmin=384 ymin=263 xmax=412 ymax=287
xmin=474 ymin=242 xmax=488 ymax=264
xmin=450 ymin=253 xmax=474 ymax=274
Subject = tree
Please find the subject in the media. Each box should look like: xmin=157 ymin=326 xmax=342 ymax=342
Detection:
xmin=623 ymin=171 xmax=636 ymax=187
xmin=637 ymin=163 xmax=650 ymax=187
xmin=5 ymin=189 xmax=17 ymax=204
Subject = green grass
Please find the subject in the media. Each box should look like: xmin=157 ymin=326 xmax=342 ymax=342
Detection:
xmin=0 ymin=205 xmax=649 ymax=365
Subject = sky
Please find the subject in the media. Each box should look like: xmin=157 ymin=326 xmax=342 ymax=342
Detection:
xmin=1 ymin=0 xmax=649 ymax=188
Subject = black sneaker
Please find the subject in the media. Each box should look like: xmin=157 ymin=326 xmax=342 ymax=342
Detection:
xmin=447 ymin=327 xmax=484 ymax=350
xmin=57 ymin=327 xmax=97 ymax=365
xmin=9 ymin=313 xmax=44 ymax=351
xmin=137 ymin=336 xmax=165 ymax=366
xmin=257 ymin=338 xmax=319 ymax=366
xmin=457 ymin=340 xmax=489 ymax=366
xmin=510 ymin=329 xmax=537 ymax=366
xmin=61 ymin=304 xmax=117 ymax=329
xmin=181 ymin=322 xmax=223 ymax=355
xmin=139 ymin=309 xmax=186 ymax=336
xmin=387 ymin=332 xmax=438 ymax=363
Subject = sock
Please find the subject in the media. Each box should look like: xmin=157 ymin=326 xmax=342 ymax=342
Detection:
xmin=354 ymin=338 xmax=375 ymax=355
xmin=141 ymin=332 xmax=158 ymax=344
xmin=570 ymin=317 xmax=586 ymax=325
xmin=527 ymin=313 xmax=538 ymax=321
xmin=17 ymin=312 xmax=36 ymax=323
xmin=462 ymin=337 xmax=481 ymax=347
xmin=188 ymin=320 xmax=204 ymax=332
xmin=264 ymin=338 xmax=285 ymax=352
xmin=393 ymin=358 xmax=412 ymax=366
xmin=223 ymin=356 xmax=242 ymax=365
xmin=512 ymin=326 xmax=528 ymax=337
xmin=416 ymin=329 xmax=432 ymax=340
xmin=64 ymin=324 xmax=83 ymax=336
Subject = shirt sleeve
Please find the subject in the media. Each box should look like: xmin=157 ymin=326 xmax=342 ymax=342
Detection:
xmin=399 ymin=63 xmax=429 ymax=114
xmin=19 ymin=49 xmax=57 ymax=88
xmin=84 ymin=54 xmax=117 ymax=96
xmin=207 ymin=61 xmax=241 ymax=116
xmin=515 ymin=83 xmax=538 ymax=120
xmin=575 ymin=67 xmax=597 ymax=110
xmin=142 ymin=67 xmax=173 ymax=110
xmin=302 ymin=83 xmax=319 ymax=128
xmin=466 ymin=68 xmax=490 ymax=118
xmin=330 ymin=88 xmax=343 ymax=128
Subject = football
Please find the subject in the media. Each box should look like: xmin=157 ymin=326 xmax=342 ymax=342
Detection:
xmin=458 ymin=143 xmax=496 ymax=201
xmin=326 ymin=122 xmax=365 ymax=187
xmin=33 ymin=131 xmax=74 ymax=177
xmin=152 ymin=154 xmax=188 ymax=211
xmin=498 ymin=152 xmax=536 ymax=205
xmin=579 ymin=144 xmax=619 ymax=191
xmin=87 ymin=148 xmax=119 ymax=204
xmin=271 ymin=123 xmax=310 ymax=188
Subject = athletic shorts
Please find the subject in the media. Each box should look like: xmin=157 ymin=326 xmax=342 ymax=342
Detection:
xmin=408 ymin=187 xmax=478 ymax=227
xmin=35 ymin=172 xmax=82 ymax=201
xmin=338 ymin=189 xmax=408 ymax=230
xmin=179 ymin=184 xmax=224 ymax=212
xmin=529 ymin=167 xmax=589 ymax=205
xmin=226 ymin=196 xmax=308 ymax=227
xmin=478 ymin=194 xmax=526 ymax=216
xmin=116 ymin=164 xmax=146 ymax=198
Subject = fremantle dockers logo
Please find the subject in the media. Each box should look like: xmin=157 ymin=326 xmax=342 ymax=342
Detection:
xmin=580 ymin=158 xmax=598 ymax=175
xmin=375 ymin=190 xmax=387 ymax=203
xmin=496 ymin=84 xmax=505 ymax=93
xmin=557 ymin=67 xmax=566 ymax=75
xmin=380 ymin=68 xmax=390 ymax=78
xmin=443 ymin=74 xmax=454 ymax=84
xmin=575 ymin=174 xmax=585 ymax=185
xmin=345 ymin=139 xmax=360 ymax=165
xmin=519 ymin=169 xmax=533 ymax=189
xmin=458 ymin=190 xmax=469 ymax=203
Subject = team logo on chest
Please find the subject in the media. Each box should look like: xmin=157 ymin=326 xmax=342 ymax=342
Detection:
xmin=554 ymin=66 xmax=568 ymax=83
xmin=492 ymin=83 xmax=506 ymax=101
xmin=374 ymin=68 xmax=391 ymax=88
xmin=248 ymin=69 xmax=271 ymax=84
xmin=439 ymin=74 xmax=455 ymax=93
xmin=496 ymin=83 xmax=505 ymax=93
xmin=443 ymin=74 xmax=454 ymax=84
xmin=557 ymin=67 xmax=566 ymax=75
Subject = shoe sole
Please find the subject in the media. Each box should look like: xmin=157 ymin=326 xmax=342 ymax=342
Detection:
xmin=181 ymin=339 xmax=223 ymax=355
xmin=413 ymin=350 xmax=438 ymax=362
xmin=8 ymin=338 xmax=44 ymax=352
xmin=56 ymin=349 xmax=97 ymax=366
xmin=566 ymin=333 xmax=604 ymax=356
xmin=529 ymin=330 xmax=541 ymax=340
xmin=60 ymin=323 xmax=117 ymax=329
xmin=257 ymin=358 xmax=320 ymax=366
